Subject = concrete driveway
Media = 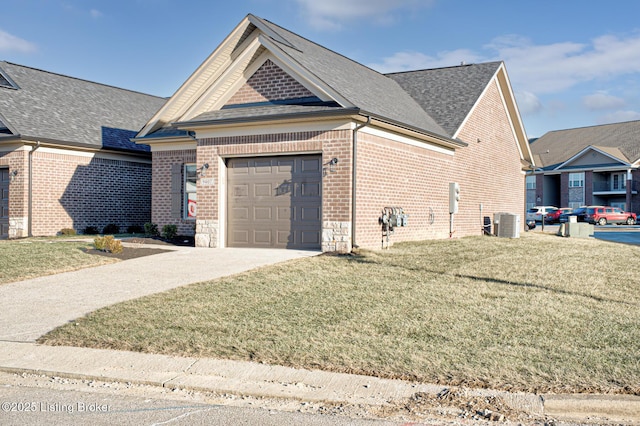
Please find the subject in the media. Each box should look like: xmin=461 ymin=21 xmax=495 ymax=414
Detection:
xmin=0 ymin=246 xmax=319 ymax=342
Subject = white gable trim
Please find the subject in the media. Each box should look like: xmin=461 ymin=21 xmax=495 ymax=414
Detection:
xmin=553 ymin=145 xmax=630 ymax=171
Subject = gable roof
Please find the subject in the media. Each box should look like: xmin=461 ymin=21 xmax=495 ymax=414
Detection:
xmin=137 ymin=13 xmax=531 ymax=163
xmin=138 ymin=14 xmax=451 ymax=143
xmin=386 ymin=62 xmax=502 ymax=136
xmin=0 ymin=61 xmax=166 ymax=152
xmin=530 ymin=120 xmax=640 ymax=169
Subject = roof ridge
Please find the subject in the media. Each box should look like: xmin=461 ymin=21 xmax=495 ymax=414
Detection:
xmin=256 ymin=17 xmax=387 ymax=78
xmin=0 ymin=60 xmax=165 ymax=100
xmin=543 ymin=119 xmax=640 ymax=135
xmin=384 ymin=61 xmax=503 ymax=76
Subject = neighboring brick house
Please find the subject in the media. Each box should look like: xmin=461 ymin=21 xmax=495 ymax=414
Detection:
xmin=135 ymin=14 xmax=533 ymax=252
xmin=527 ymin=120 xmax=640 ymax=214
xmin=0 ymin=61 xmax=166 ymax=238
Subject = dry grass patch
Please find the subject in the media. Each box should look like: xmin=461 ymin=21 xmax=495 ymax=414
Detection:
xmin=0 ymin=239 xmax=117 ymax=284
xmin=40 ymin=233 xmax=640 ymax=395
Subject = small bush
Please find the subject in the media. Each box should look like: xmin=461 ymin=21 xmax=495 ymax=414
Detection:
xmin=59 ymin=228 xmax=77 ymax=236
xmin=162 ymin=224 xmax=178 ymax=241
xmin=144 ymin=222 xmax=159 ymax=237
xmin=103 ymin=224 xmax=120 ymax=235
xmin=83 ymin=226 xmax=100 ymax=235
xmin=94 ymin=235 xmax=123 ymax=254
xmin=126 ymin=225 xmax=144 ymax=234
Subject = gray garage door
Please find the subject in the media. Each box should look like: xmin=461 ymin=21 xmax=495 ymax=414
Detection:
xmin=227 ymin=155 xmax=321 ymax=249
xmin=1 ymin=169 xmax=9 ymax=239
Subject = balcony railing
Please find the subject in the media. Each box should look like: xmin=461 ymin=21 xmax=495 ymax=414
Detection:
xmin=593 ymin=180 xmax=637 ymax=194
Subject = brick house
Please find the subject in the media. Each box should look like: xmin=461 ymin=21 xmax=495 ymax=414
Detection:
xmin=527 ymin=120 xmax=640 ymax=214
xmin=135 ymin=14 xmax=533 ymax=252
xmin=0 ymin=62 xmax=166 ymax=238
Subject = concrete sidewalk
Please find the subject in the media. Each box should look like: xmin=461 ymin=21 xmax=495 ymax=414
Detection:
xmin=0 ymin=245 xmax=319 ymax=342
xmin=0 ymin=342 xmax=638 ymax=424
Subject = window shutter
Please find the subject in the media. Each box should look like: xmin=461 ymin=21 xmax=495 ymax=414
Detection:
xmin=171 ymin=164 xmax=182 ymax=218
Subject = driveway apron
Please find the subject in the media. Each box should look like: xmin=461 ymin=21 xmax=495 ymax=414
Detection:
xmin=0 ymin=247 xmax=319 ymax=342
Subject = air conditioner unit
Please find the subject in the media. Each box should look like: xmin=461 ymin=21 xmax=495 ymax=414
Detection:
xmin=497 ymin=213 xmax=520 ymax=238
xmin=493 ymin=212 xmax=505 ymax=236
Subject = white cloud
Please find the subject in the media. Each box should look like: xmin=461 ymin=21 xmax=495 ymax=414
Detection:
xmin=598 ymin=110 xmax=640 ymax=124
xmin=368 ymin=49 xmax=482 ymax=73
xmin=90 ymin=9 xmax=103 ymax=18
xmin=487 ymin=33 xmax=640 ymax=95
xmin=0 ymin=29 xmax=36 ymax=53
xmin=294 ymin=0 xmax=434 ymax=30
xmin=515 ymin=91 xmax=543 ymax=115
xmin=582 ymin=91 xmax=626 ymax=110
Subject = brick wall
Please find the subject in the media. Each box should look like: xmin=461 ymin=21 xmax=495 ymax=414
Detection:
xmin=225 ymin=59 xmax=315 ymax=105
xmin=451 ymin=79 xmax=525 ymax=236
xmin=355 ymin=132 xmax=454 ymax=249
xmin=29 ymin=150 xmax=151 ymax=235
xmin=0 ymin=149 xmax=29 ymax=237
xmin=151 ymin=149 xmax=197 ymax=236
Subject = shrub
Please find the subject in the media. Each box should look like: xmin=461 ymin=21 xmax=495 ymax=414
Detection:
xmin=59 ymin=228 xmax=77 ymax=236
xmin=83 ymin=226 xmax=100 ymax=235
xmin=94 ymin=235 xmax=123 ymax=254
xmin=126 ymin=225 xmax=144 ymax=234
xmin=144 ymin=222 xmax=159 ymax=237
xmin=103 ymin=224 xmax=120 ymax=235
xmin=162 ymin=224 xmax=178 ymax=241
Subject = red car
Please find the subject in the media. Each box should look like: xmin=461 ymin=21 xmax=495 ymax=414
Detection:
xmin=581 ymin=206 xmax=636 ymax=225
xmin=545 ymin=207 xmax=573 ymax=224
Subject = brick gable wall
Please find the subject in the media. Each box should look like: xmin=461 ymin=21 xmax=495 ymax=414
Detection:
xmin=224 ymin=59 xmax=315 ymax=105
xmin=452 ymin=79 xmax=525 ymax=235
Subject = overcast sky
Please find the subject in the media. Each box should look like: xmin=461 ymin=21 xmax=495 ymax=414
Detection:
xmin=2 ymin=0 xmax=640 ymax=138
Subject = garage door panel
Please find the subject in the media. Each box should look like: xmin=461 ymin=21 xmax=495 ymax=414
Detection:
xmin=232 ymin=184 xmax=249 ymax=198
xmin=301 ymin=158 xmax=320 ymax=173
xmin=300 ymin=230 xmax=320 ymax=244
xmin=253 ymin=230 xmax=272 ymax=245
xmin=299 ymin=182 xmax=320 ymax=197
xmin=254 ymin=160 xmax=272 ymax=173
xmin=253 ymin=206 xmax=272 ymax=221
xmin=300 ymin=206 xmax=320 ymax=222
xmin=227 ymin=155 xmax=321 ymax=249
xmin=254 ymin=183 xmax=272 ymax=197
xmin=276 ymin=159 xmax=294 ymax=173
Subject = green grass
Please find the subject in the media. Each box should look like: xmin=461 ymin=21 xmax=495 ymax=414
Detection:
xmin=38 ymin=233 xmax=640 ymax=395
xmin=0 ymin=239 xmax=117 ymax=284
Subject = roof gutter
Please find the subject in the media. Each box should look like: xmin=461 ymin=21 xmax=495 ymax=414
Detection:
xmin=351 ymin=115 xmax=371 ymax=250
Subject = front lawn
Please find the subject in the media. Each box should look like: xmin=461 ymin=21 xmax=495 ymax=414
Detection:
xmin=39 ymin=233 xmax=640 ymax=395
xmin=0 ymin=239 xmax=117 ymax=284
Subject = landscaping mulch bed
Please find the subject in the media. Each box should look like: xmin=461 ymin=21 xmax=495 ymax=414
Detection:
xmin=84 ymin=236 xmax=194 ymax=261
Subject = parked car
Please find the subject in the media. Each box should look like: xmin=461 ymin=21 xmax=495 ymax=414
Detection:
xmin=526 ymin=206 xmax=558 ymax=223
xmin=546 ymin=207 xmax=573 ymax=224
xmin=581 ymin=206 xmax=637 ymax=225
xmin=558 ymin=207 xmax=581 ymax=223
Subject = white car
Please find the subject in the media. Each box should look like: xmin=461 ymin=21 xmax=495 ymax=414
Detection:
xmin=526 ymin=206 xmax=558 ymax=223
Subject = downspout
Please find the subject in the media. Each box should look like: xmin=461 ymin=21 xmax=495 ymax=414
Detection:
xmin=28 ymin=141 xmax=40 ymax=237
xmin=351 ymin=116 xmax=370 ymax=250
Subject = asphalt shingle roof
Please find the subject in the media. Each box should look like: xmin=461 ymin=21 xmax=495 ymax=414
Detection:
xmin=386 ymin=62 xmax=502 ymax=136
xmin=0 ymin=61 xmax=165 ymax=151
xmin=530 ymin=120 xmax=640 ymax=169
xmin=248 ymin=15 xmax=450 ymax=138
